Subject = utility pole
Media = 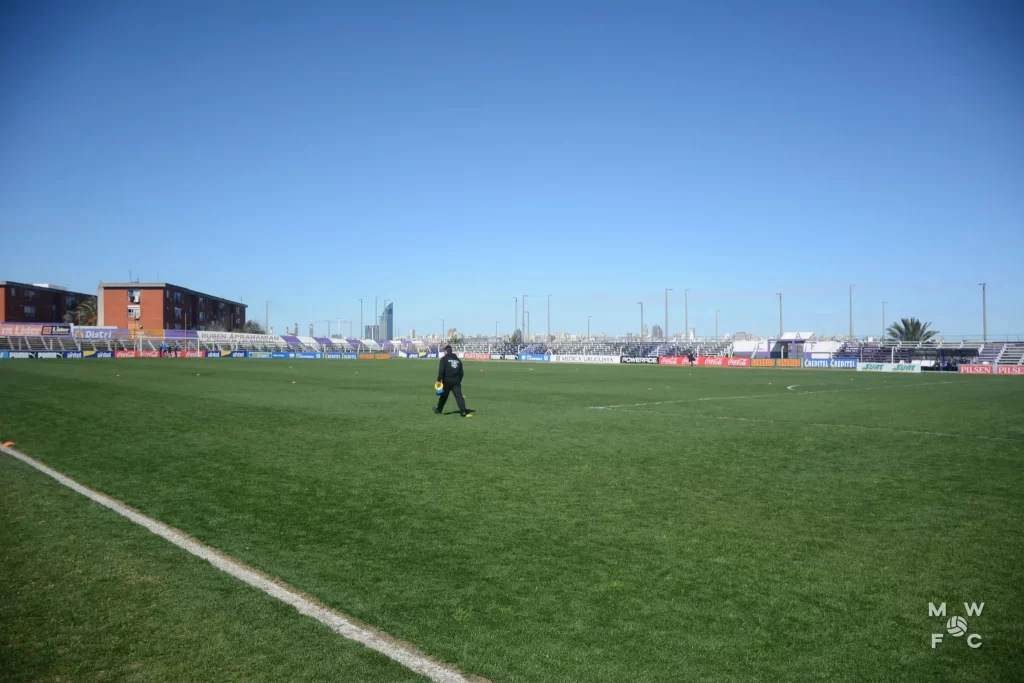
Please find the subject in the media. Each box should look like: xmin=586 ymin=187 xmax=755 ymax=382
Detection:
xmin=265 ymin=301 xmax=271 ymax=333
xmin=441 ymin=319 xmax=445 ymax=343
xmin=715 ymin=309 xmax=719 ymax=339
xmin=684 ymin=289 xmax=689 ymax=340
xmin=882 ymin=302 xmax=887 ymax=339
xmin=849 ymin=284 xmax=855 ymax=340
xmin=665 ymin=288 xmax=672 ymax=340
xmin=495 ymin=321 xmax=499 ymax=339
xmin=525 ymin=311 xmax=531 ymax=341
xmin=359 ymin=299 xmax=363 ymax=337
xmin=588 ymin=315 xmax=593 ymax=341
xmin=776 ymin=293 xmax=783 ymax=337
xmin=514 ymin=297 xmax=518 ymax=339
xmin=638 ymin=301 xmax=644 ymax=339
xmin=979 ymin=283 xmax=987 ymax=341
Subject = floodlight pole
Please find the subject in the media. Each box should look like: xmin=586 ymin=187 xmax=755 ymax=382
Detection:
xmin=638 ymin=302 xmax=644 ymax=339
xmin=684 ymin=289 xmax=689 ymax=340
xmin=849 ymin=284 xmax=855 ymax=340
xmin=514 ymin=297 xmax=518 ymax=339
xmin=665 ymin=288 xmax=672 ymax=340
xmin=715 ymin=309 xmax=719 ymax=339
xmin=547 ymin=294 xmax=551 ymax=343
xmin=588 ymin=315 xmax=593 ymax=341
xmin=979 ymin=283 xmax=987 ymax=341
xmin=882 ymin=302 xmax=887 ymax=339
xmin=776 ymin=293 xmax=783 ymax=337
xmin=522 ymin=294 xmax=528 ymax=341
xmin=359 ymin=299 xmax=363 ymax=337
xmin=265 ymin=300 xmax=271 ymax=334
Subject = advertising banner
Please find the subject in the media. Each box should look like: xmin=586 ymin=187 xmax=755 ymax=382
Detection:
xmin=697 ymin=356 xmax=725 ymax=367
xmin=460 ymin=352 xmax=490 ymax=360
xmin=8 ymin=351 xmax=36 ymax=359
xmin=139 ymin=350 xmax=161 ymax=358
xmin=249 ymin=351 xmax=272 ymax=359
xmin=518 ymin=353 xmax=550 ymax=362
xmin=36 ymin=351 xmax=64 ymax=359
xmin=325 ymin=353 xmax=344 ymax=359
xmin=296 ymin=352 xmax=322 ymax=359
xmin=271 ymin=352 xmax=294 ymax=359
xmin=74 ymin=327 xmax=133 ymax=340
xmin=831 ymin=358 xmax=858 ymax=369
xmin=997 ymin=365 xmax=1024 ymax=376
xmin=802 ymin=358 xmax=858 ymax=369
xmin=658 ymin=356 xmax=692 ymax=366
xmin=197 ymin=331 xmax=284 ymax=344
xmin=0 ymin=351 xmax=8 ymax=359
xmin=803 ymin=358 xmax=831 ymax=369
xmin=959 ymin=365 xmax=993 ymax=375
xmin=0 ymin=323 xmax=72 ymax=336
xmin=552 ymin=355 xmax=621 ymax=364
xmin=620 ymin=356 xmax=659 ymax=365
xmin=342 ymin=353 xmax=359 ymax=360
xmin=181 ymin=350 xmax=206 ymax=358
xmin=205 ymin=350 xmax=222 ymax=358
xmin=83 ymin=350 xmax=113 ymax=359
xmin=751 ymin=359 xmax=776 ymax=367
xmin=490 ymin=354 xmax=503 ymax=360
xmin=115 ymin=350 xmax=139 ymax=358
xmin=725 ymin=358 xmax=751 ymax=368
xmin=228 ymin=351 xmax=250 ymax=358
xmin=64 ymin=351 xmax=83 ymax=359
xmin=374 ymin=353 xmax=391 ymax=360
xmin=857 ymin=362 xmax=921 ymax=373
xmin=777 ymin=359 xmax=802 ymax=367
xmin=358 ymin=353 xmax=375 ymax=360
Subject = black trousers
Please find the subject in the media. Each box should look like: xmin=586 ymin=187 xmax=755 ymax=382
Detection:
xmin=437 ymin=382 xmax=467 ymax=413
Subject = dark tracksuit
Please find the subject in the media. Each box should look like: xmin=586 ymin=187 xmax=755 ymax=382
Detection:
xmin=436 ymin=352 xmax=467 ymax=414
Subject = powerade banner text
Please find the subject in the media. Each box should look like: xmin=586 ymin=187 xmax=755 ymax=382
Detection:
xmin=857 ymin=362 xmax=921 ymax=373
xmin=620 ymin=356 xmax=659 ymax=365
xmin=551 ymin=355 xmax=620 ymax=364
xmin=518 ymin=353 xmax=550 ymax=362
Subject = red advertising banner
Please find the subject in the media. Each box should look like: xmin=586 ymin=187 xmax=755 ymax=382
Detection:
xmin=959 ymin=365 xmax=993 ymax=375
xmin=182 ymin=350 xmax=206 ymax=358
xmin=139 ymin=350 xmax=161 ymax=358
xmin=697 ymin=356 xmax=725 ymax=366
xmin=997 ymin=365 xmax=1024 ymax=376
xmin=115 ymin=350 xmax=139 ymax=358
xmin=726 ymin=357 xmax=751 ymax=368
xmin=658 ymin=356 xmax=692 ymax=366
xmin=461 ymin=353 xmax=490 ymax=360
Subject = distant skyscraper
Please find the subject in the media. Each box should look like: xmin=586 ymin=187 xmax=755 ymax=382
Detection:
xmin=652 ymin=324 xmax=663 ymax=340
xmin=409 ymin=328 xmax=416 ymax=339
xmin=364 ymin=324 xmax=380 ymax=339
xmin=447 ymin=328 xmax=457 ymax=340
xmin=378 ymin=302 xmax=394 ymax=340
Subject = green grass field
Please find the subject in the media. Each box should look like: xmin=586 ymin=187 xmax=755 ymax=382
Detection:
xmin=1 ymin=358 xmax=1022 ymax=682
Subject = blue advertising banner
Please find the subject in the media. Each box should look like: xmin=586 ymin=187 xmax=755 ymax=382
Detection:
xmin=0 ymin=351 xmax=8 ymax=359
xmin=802 ymin=358 xmax=858 ymax=369
xmin=228 ymin=350 xmax=249 ymax=358
xmin=342 ymin=353 xmax=359 ymax=360
xmin=518 ymin=353 xmax=550 ymax=362
xmin=325 ymin=352 xmax=343 ymax=359
xmin=83 ymin=350 xmax=114 ymax=359
xmin=206 ymin=350 xmax=222 ymax=358
xmin=831 ymin=358 xmax=858 ymax=369
xmin=296 ymin=352 xmax=322 ymax=359
xmin=64 ymin=351 xmax=84 ymax=359
xmin=249 ymin=351 xmax=272 ymax=358
xmin=270 ymin=352 xmax=295 ymax=359
xmin=802 ymin=358 xmax=832 ymax=369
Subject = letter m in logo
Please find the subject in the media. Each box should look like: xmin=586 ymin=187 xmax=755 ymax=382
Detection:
xmin=929 ymin=603 xmax=947 ymax=617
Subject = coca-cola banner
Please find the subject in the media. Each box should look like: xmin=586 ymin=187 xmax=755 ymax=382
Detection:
xmin=658 ymin=356 xmax=692 ymax=366
xmin=697 ymin=356 xmax=750 ymax=367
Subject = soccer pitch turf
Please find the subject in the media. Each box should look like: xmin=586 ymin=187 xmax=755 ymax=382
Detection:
xmin=1 ymin=359 xmax=1022 ymax=682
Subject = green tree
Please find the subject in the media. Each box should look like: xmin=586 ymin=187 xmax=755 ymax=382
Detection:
xmin=73 ymin=299 xmax=97 ymax=326
xmin=886 ymin=317 xmax=938 ymax=342
xmin=238 ymin=320 xmax=266 ymax=334
xmin=509 ymin=329 xmax=522 ymax=345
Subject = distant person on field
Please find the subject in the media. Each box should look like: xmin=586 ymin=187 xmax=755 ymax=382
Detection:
xmin=434 ymin=345 xmax=469 ymax=417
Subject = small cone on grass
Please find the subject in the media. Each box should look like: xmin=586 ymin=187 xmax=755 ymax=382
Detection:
xmin=2 ymin=442 xmax=14 ymax=448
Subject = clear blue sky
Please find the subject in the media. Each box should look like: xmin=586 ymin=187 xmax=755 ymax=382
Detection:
xmin=2 ymin=1 xmax=1021 ymax=339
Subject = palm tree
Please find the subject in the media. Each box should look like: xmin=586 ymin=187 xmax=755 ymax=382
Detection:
xmin=73 ymin=299 xmax=97 ymax=326
xmin=886 ymin=317 xmax=938 ymax=342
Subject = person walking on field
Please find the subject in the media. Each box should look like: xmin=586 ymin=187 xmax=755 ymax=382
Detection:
xmin=434 ymin=345 xmax=470 ymax=417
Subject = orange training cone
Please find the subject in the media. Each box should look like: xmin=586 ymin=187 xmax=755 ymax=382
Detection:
xmin=2 ymin=442 xmax=14 ymax=448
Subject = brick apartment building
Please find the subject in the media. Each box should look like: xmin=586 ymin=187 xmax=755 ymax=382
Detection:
xmin=98 ymin=282 xmax=246 ymax=332
xmin=0 ymin=281 xmax=96 ymax=323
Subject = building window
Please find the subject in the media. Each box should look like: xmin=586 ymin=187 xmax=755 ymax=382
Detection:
xmin=65 ymin=295 xmax=76 ymax=308
xmin=127 ymin=305 xmax=141 ymax=320
xmin=24 ymin=290 xmax=36 ymax=302
xmin=166 ymin=289 xmax=170 ymax=300
xmin=24 ymin=305 xmax=36 ymax=318
xmin=219 ymin=302 xmax=226 ymax=313
xmin=174 ymin=292 xmax=183 ymax=305
xmin=9 ymin=288 xmax=16 ymax=297
xmin=174 ymin=307 xmax=183 ymax=321
xmin=127 ymin=288 xmax=141 ymax=303
xmin=199 ymin=311 xmax=207 ymax=323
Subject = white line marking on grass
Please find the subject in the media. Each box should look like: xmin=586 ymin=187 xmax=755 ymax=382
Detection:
xmin=786 ymin=385 xmax=800 ymax=391
xmin=0 ymin=444 xmax=484 ymax=683
xmin=619 ymin=412 xmax=1024 ymax=444
xmin=587 ymin=380 xmax=960 ymax=410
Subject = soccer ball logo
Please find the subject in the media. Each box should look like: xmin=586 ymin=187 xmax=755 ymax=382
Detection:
xmin=946 ymin=616 xmax=968 ymax=637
